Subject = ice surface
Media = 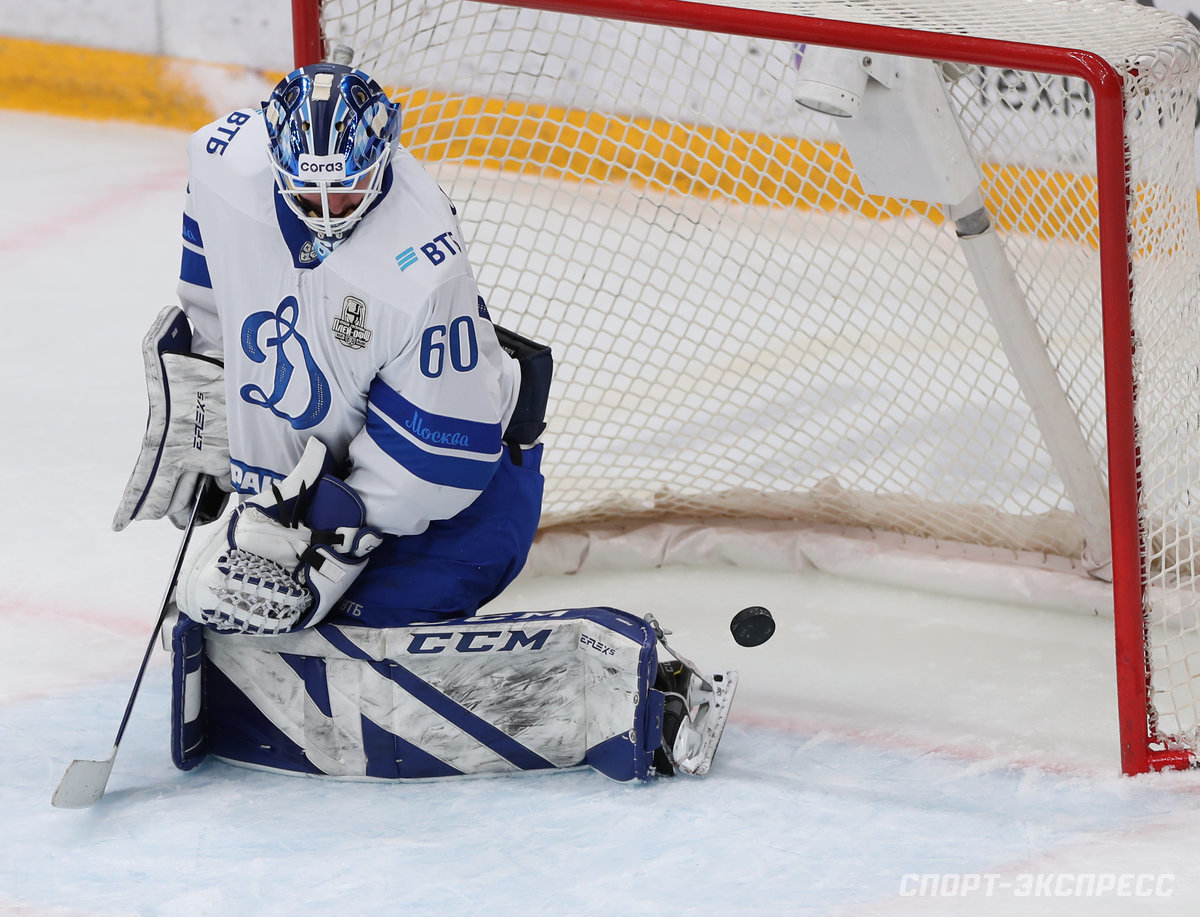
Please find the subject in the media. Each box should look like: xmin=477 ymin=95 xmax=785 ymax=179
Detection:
xmin=3 ymin=111 xmax=1200 ymax=915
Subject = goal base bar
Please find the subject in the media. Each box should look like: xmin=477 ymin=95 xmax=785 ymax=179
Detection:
xmin=1144 ymin=749 xmax=1195 ymax=774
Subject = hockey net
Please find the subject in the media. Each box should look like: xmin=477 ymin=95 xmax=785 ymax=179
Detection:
xmin=294 ymin=0 xmax=1200 ymax=773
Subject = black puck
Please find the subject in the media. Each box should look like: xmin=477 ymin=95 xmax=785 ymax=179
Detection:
xmin=730 ymin=605 xmax=775 ymax=647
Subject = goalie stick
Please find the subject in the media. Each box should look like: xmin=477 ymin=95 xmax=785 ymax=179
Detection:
xmin=52 ymin=482 xmax=209 ymax=809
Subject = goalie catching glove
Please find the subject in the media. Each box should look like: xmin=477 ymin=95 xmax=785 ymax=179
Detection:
xmin=177 ymin=438 xmax=383 ymax=634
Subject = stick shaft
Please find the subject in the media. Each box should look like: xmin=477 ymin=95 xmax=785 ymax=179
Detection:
xmin=52 ymin=483 xmax=209 ymax=808
xmin=112 ymin=498 xmax=203 ymax=746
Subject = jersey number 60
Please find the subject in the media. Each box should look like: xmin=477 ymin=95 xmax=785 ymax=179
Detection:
xmin=420 ymin=317 xmax=479 ymax=377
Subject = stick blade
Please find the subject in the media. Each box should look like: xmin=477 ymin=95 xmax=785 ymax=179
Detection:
xmin=52 ymin=749 xmax=117 ymax=808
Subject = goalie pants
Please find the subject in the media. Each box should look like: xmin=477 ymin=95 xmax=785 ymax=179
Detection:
xmin=331 ymin=443 xmax=544 ymax=627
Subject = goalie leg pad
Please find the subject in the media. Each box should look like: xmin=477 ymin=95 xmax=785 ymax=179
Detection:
xmin=170 ymin=613 xmax=208 ymax=770
xmin=171 ymin=607 xmax=667 ymax=781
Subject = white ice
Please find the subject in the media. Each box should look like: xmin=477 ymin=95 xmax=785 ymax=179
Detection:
xmin=3 ymin=110 xmax=1200 ymax=916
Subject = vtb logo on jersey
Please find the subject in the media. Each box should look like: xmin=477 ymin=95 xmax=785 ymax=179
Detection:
xmin=395 ymin=230 xmax=462 ymax=271
xmin=332 ymin=296 xmax=372 ymax=349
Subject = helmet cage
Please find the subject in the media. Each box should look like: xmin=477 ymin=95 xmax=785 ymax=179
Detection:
xmin=264 ymin=66 xmax=400 ymax=240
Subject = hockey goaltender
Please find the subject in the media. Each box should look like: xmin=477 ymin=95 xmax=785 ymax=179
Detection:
xmin=58 ymin=49 xmax=735 ymax=805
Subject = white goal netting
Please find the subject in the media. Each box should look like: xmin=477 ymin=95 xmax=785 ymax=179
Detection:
xmin=311 ymin=0 xmax=1200 ymax=765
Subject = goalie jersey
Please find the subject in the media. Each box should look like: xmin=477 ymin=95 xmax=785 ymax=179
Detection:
xmin=176 ymin=109 xmax=521 ymax=539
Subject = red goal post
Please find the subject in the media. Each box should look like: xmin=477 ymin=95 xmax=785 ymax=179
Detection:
xmin=290 ymin=0 xmax=1200 ymax=775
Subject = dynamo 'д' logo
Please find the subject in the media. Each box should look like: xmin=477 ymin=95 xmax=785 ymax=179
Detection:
xmin=240 ymin=296 xmax=331 ymax=429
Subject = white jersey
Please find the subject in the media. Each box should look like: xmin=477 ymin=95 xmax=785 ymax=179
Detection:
xmin=178 ymin=109 xmax=520 ymax=537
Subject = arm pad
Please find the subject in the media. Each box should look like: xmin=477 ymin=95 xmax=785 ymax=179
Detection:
xmin=113 ymin=306 xmax=231 ymax=531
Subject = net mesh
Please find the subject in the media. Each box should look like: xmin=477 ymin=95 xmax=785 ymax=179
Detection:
xmin=313 ymin=0 xmax=1200 ymax=754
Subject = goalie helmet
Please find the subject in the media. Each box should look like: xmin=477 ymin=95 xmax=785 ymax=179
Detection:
xmin=264 ymin=55 xmax=400 ymax=243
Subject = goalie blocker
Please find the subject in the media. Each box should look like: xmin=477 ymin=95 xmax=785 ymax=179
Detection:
xmin=171 ymin=607 xmax=736 ymax=781
xmin=113 ymin=305 xmax=232 ymax=531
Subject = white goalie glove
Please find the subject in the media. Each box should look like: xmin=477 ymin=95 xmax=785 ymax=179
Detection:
xmin=177 ymin=438 xmax=383 ymax=635
xmin=113 ymin=305 xmax=232 ymax=531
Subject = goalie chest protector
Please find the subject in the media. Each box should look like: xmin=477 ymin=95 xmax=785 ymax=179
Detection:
xmin=171 ymin=607 xmax=666 ymax=782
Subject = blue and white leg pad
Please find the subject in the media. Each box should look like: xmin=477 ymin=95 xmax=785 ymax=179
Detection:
xmin=171 ymin=607 xmax=665 ymax=781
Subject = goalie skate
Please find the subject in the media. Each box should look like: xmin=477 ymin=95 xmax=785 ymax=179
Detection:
xmin=647 ymin=615 xmax=738 ymax=777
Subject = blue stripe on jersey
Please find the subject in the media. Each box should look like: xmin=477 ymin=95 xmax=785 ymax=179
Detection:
xmin=366 ymin=408 xmax=499 ymax=491
xmin=368 ymin=378 xmax=502 ymax=457
xmin=180 ymin=246 xmax=212 ymax=289
xmin=229 ymin=457 xmax=286 ymax=495
xmin=182 ymin=213 xmax=203 ymax=247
